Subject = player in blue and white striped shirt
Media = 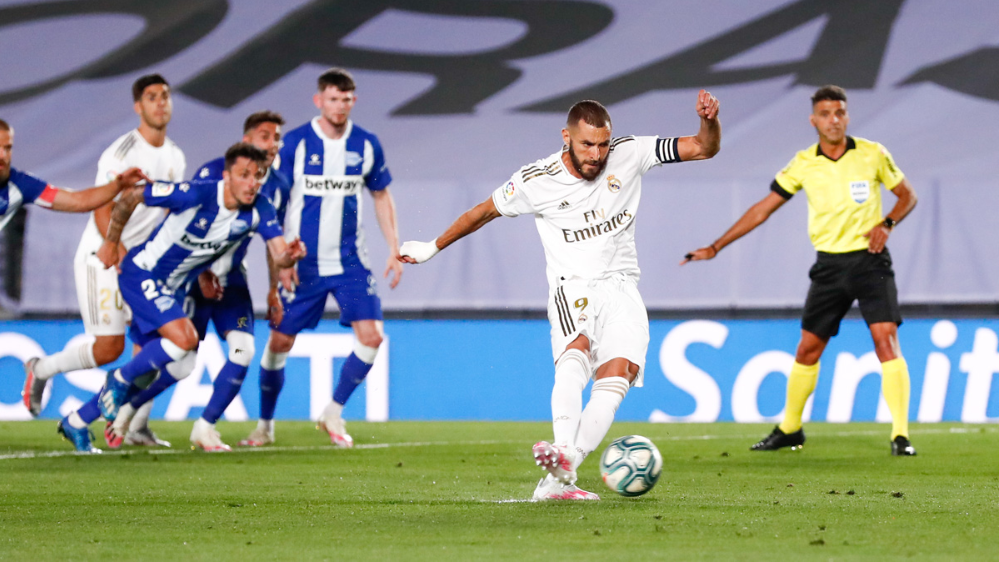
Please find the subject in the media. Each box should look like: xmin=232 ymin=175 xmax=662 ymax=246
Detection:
xmin=55 ymin=143 xmax=305 ymax=453
xmin=0 ymin=119 xmax=147 ymax=233
xmin=247 ymin=68 xmax=403 ymax=448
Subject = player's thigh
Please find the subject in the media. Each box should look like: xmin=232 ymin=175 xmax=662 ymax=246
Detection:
xmin=74 ymin=253 xmax=128 ymax=336
xmin=275 ymin=276 xmax=331 ymax=336
xmin=853 ymin=251 xmax=903 ymax=328
xmin=330 ymin=272 xmax=383 ymax=329
xmin=801 ymin=259 xmax=853 ymax=339
xmin=592 ymin=280 xmax=649 ymax=387
xmin=547 ymin=281 xmax=599 ymax=366
xmin=210 ymin=285 xmax=255 ymax=338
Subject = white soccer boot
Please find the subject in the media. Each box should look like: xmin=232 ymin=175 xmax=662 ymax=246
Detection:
xmin=532 ymin=441 xmax=577 ymax=484
xmin=238 ymin=420 xmax=275 ymax=447
xmin=532 ymin=475 xmax=600 ymax=501
xmin=318 ymin=401 xmax=354 ymax=448
xmin=190 ymin=418 xmax=231 ymax=452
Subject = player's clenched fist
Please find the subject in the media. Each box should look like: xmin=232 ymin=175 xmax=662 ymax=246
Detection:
xmin=696 ymin=89 xmax=720 ymax=121
xmin=399 ymin=239 xmax=440 ymax=264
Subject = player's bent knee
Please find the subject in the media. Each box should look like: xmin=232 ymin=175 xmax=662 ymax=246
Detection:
xmin=557 ymin=348 xmax=590 ymax=372
xmin=261 ymin=347 xmax=288 ymax=370
xmin=353 ymin=341 xmax=379 ymax=364
xmin=166 ymin=351 xmax=198 ymax=381
xmin=267 ymin=331 xmax=295 ymax=354
xmin=226 ymin=331 xmax=255 ymax=367
xmin=93 ymin=336 xmax=126 ymax=365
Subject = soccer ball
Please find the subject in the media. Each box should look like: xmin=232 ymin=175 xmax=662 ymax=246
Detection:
xmin=599 ymin=435 xmax=663 ymax=497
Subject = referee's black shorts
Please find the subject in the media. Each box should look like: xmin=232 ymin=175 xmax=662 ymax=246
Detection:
xmin=801 ymin=249 xmax=902 ymax=339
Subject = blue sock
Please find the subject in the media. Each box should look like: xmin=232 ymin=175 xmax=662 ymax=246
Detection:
xmin=78 ymin=395 xmax=103 ymax=424
xmin=259 ymin=366 xmax=285 ymax=420
xmin=120 ymin=339 xmax=180 ymax=384
xmin=129 ymin=373 xmax=179 ymax=409
xmin=202 ymin=361 xmax=248 ymax=424
xmin=332 ymin=353 xmax=374 ymax=406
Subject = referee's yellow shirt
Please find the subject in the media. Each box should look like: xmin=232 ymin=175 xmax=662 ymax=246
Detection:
xmin=772 ymin=136 xmax=905 ymax=254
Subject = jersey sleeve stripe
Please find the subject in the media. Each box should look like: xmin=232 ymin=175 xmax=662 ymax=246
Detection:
xmin=770 ymin=179 xmax=793 ymax=200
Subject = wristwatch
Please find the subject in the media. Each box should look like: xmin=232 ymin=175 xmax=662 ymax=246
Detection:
xmin=882 ymin=217 xmax=897 ymax=230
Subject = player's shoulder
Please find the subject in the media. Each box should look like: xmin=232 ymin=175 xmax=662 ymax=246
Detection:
xmin=348 ymin=121 xmax=381 ymax=143
xmin=517 ymin=151 xmax=566 ymax=185
xmin=269 ymin=166 xmax=292 ymax=188
xmin=194 ymin=157 xmax=225 ymax=180
xmin=609 ymin=135 xmax=639 ymax=152
xmin=283 ymin=121 xmax=316 ymax=145
xmin=101 ymin=130 xmax=140 ymax=163
xmin=164 ymin=136 xmax=186 ymax=158
xmin=850 ymin=136 xmax=888 ymax=154
xmin=791 ymin=143 xmax=820 ymax=164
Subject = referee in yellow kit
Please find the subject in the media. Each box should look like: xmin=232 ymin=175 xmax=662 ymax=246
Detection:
xmin=683 ymin=85 xmax=918 ymax=456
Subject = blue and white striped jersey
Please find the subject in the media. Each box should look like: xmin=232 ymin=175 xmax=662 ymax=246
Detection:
xmin=193 ymin=157 xmax=292 ymax=287
xmin=278 ymin=118 xmax=391 ymax=278
xmin=0 ymin=168 xmax=56 ymax=232
xmin=128 ymin=179 xmax=282 ymax=292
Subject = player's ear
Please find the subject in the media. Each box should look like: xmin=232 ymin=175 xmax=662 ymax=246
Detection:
xmin=133 ymin=100 xmax=142 ymax=116
xmin=313 ymin=92 xmax=323 ymax=110
xmin=561 ymin=128 xmax=571 ymax=146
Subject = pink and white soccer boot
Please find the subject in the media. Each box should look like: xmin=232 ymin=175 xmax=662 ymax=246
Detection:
xmin=532 ymin=441 xmax=577 ymax=484
xmin=532 ymin=475 xmax=600 ymax=501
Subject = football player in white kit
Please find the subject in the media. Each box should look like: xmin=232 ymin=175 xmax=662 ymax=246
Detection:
xmin=400 ymin=92 xmax=721 ymax=500
xmin=22 ymin=74 xmax=185 ymax=447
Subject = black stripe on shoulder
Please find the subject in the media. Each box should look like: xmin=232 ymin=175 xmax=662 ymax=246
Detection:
xmin=770 ymin=179 xmax=793 ymax=200
xmin=611 ymin=136 xmax=635 ymax=146
xmin=523 ymin=171 xmax=546 ymax=183
xmin=115 ymin=133 xmax=136 ymax=160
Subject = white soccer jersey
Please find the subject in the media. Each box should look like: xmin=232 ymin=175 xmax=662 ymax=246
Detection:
xmin=491 ymin=136 xmax=679 ymax=291
xmin=76 ymin=129 xmax=186 ymax=257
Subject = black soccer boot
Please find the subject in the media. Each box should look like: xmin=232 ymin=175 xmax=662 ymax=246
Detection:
xmin=891 ymin=435 xmax=917 ymax=456
xmin=750 ymin=425 xmax=805 ymax=451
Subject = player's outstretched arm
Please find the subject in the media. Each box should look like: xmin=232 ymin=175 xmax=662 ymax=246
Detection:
xmin=676 ymin=89 xmax=721 ymax=162
xmin=681 ymin=191 xmax=786 ymax=265
xmin=49 ymin=167 xmax=149 ymax=213
xmin=864 ymin=178 xmax=917 ymax=254
xmin=371 ymin=188 xmax=403 ymax=289
xmin=399 ymin=196 xmax=502 ymax=264
xmin=267 ymin=236 xmax=307 ymax=269
xmin=96 ymin=186 xmax=146 ymax=268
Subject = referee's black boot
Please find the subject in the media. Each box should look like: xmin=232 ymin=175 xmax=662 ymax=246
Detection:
xmin=750 ymin=425 xmax=805 ymax=451
xmin=891 ymin=435 xmax=917 ymax=456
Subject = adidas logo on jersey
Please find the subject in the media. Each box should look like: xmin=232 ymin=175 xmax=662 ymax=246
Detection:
xmin=558 ymin=200 xmax=571 ymax=210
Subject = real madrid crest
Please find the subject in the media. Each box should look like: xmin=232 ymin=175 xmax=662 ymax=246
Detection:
xmin=607 ymin=175 xmax=622 ymax=193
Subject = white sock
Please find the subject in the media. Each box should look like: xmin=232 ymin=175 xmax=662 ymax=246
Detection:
xmin=551 ymin=349 xmax=590 ymax=449
xmin=113 ymin=403 xmax=136 ymax=434
xmin=573 ymin=376 xmax=630 ymax=469
xmin=257 ymin=419 xmax=274 ymax=433
xmin=321 ymin=401 xmax=344 ymax=421
xmin=129 ymin=401 xmax=153 ymax=432
xmin=67 ymin=411 xmax=88 ymax=429
xmin=34 ymin=342 xmax=98 ymax=380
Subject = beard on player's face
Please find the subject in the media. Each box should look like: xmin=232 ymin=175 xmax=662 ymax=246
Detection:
xmin=568 ymin=140 xmax=608 ymax=181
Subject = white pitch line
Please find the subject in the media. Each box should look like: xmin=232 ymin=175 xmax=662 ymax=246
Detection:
xmin=1 ymin=426 xmax=995 ymax=462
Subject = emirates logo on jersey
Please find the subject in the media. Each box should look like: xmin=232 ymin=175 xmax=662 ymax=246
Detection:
xmin=607 ymin=175 xmax=622 ymax=193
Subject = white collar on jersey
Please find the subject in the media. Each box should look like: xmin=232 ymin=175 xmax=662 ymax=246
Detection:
xmin=310 ymin=117 xmax=353 ymax=142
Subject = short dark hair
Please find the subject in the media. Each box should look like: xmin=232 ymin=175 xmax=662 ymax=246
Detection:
xmin=0 ymin=118 xmax=10 ymax=133
xmin=811 ymin=85 xmax=847 ymax=106
xmin=132 ymin=74 xmax=170 ymax=101
xmin=566 ymin=100 xmax=611 ymax=129
xmin=317 ymin=68 xmax=356 ymax=93
xmin=243 ymin=111 xmax=285 ymax=134
xmin=224 ymin=142 xmax=267 ymax=171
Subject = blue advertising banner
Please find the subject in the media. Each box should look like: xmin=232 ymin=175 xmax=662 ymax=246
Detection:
xmin=1 ymin=318 xmax=997 ymax=423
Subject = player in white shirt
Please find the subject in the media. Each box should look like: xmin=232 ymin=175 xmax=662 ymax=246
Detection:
xmin=400 ymin=92 xmax=721 ymax=500
xmin=22 ymin=74 xmax=185 ymax=447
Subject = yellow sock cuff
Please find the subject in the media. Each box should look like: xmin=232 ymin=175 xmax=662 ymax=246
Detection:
xmin=792 ymin=361 xmax=820 ymax=378
xmin=881 ymin=357 xmax=907 ymax=373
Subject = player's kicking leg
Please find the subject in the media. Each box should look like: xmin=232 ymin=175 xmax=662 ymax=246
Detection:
xmin=317 ymin=319 xmax=384 ymax=448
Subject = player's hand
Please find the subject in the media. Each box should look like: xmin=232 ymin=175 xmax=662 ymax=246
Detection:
xmin=399 ymin=239 xmax=439 ymax=264
xmin=680 ymin=244 xmax=718 ymax=265
xmin=384 ymin=253 xmax=404 ymax=289
xmin=96 ymin=240 xmax=119 ymax=269
xmin=696 ymin=89 xmax=719 ymax=121
xmin=286 ymin=238 xmax=307 ymax=262
xmin=863 ymin=224 xmax=890 ymax=254
xmin=115 ymin=168 xmax=151 ymax=191
xmin=198 ymin=270 xmax=224 ymax=301
xmin=279 ymin=267 xmax=299 ymax=293
xmin=266 ymin=287 xmax=284 ymax=328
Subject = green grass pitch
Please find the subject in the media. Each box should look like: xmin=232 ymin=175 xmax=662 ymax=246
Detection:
xmin=2 ymin=421 xmax=998 ymax=561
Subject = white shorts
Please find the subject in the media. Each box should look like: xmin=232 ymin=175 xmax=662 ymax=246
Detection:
xmin=74 ymin=252 xmax=130 ymax=336
xmin=547 ymin=275 xmax=649 ymax=387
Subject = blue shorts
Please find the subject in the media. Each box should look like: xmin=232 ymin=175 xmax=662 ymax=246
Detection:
xmin=191 ymin=283 xmax=255 ymax=340
xmin=120 ymin=259 xmax=188 ymax=346
xmin=276 ymin=270 xmax=382 ymax=334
